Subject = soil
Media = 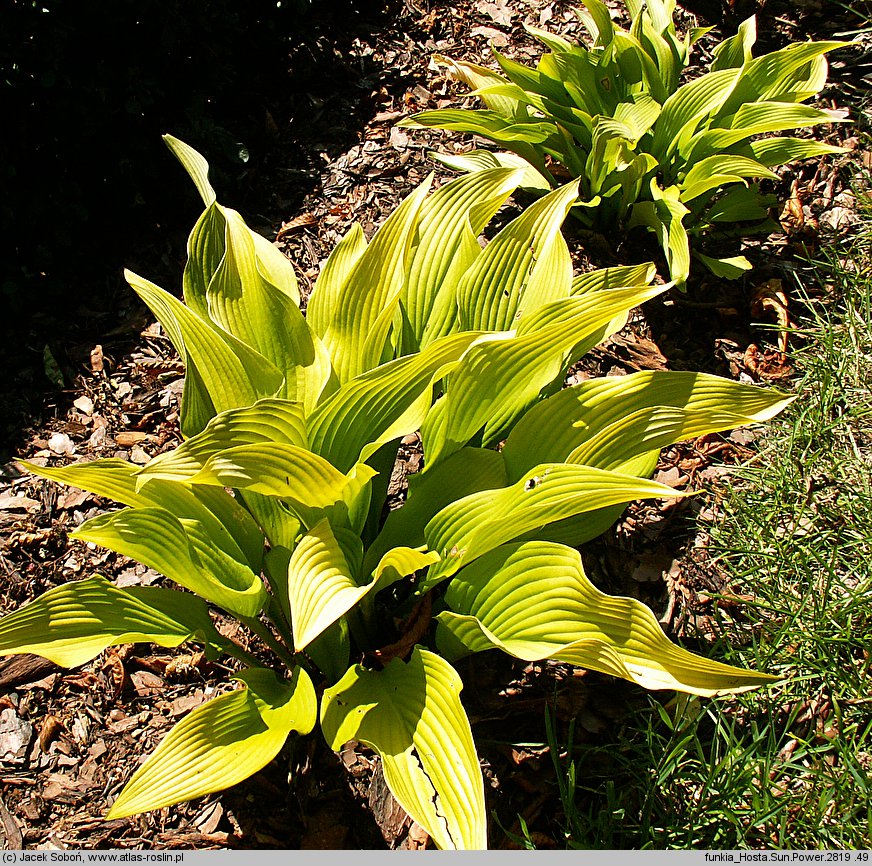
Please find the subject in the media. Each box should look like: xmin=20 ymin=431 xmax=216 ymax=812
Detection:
xmin=1 ymin=0 xmax=869 ymax=850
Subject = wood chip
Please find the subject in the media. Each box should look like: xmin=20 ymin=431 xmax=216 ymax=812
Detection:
xmin=0 ymin=493 xmax=41 ymax=512
xmin=470 ymin=24 xmax=510 ymax=45
xmin=129 ymin=445 xmax=151 ymax=464
xmin=404 ymin=822 xmax=430 ymax=850
xmin=653 ymin=466 xmax=684 ymax=488
xmin=73 ymin=395 xmax=94 ymax=415
xmin=48 ymin=432 xmax=75 ymax=456
xmin=0 ymin=793 xmax=23 ymax=849
xmin=0 ymin=654 xmax=58 ymax=689
xmin=0 ymin=708 xmax=34 ymax=764
xmin=170 ymin=691 xmax=208 ymax=717
xmin=130 ymin=670 xmax=165 ymax=697
xmin=194 ymin=800 xmax=224 ymax=835
xmin=368 ymin=763 xmax=410 ymax=847
xmin=57 ymin=487 xmax=93 ymax=510
xmin=90 ymin=344 xmax=105 ymax=373
xmin=114 ymin=431 xmax=147 ymax=447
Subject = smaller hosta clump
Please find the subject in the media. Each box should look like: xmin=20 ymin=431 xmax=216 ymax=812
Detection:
xmin=1 ymin=137 xmax=792 ymax=849
xmin=402 ymin=0 xmax=848 ymax=285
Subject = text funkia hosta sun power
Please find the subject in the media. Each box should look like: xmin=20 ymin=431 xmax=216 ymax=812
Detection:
xmin=402 ymin=0 xmax=848 ymax=285
xmin=0 ymin=136 xmax=792 ymax=849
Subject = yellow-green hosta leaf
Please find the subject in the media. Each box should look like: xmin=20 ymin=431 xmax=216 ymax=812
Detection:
xmin=285 ymin=519 xmax=439 ymax=650
xmin=650 ymin=183 xmax=690 ymax=285
xmin=422 ymin=283 xmax=668 ymax=465
xmin=190 ymin=443 xmax=359 ymax=500
xmin=605 ymin=31 xmax=666 ymax=106
xmin=437 ymin=542 xmax=776 ymax=697
xmin=571 ymin=261 xmax=656 ymax=295
xmin=729 ymin=102 xmax=846 ymax=137
xmin=422 ymin=462 xmax=688 ymax=588
xmin=73 ymin=507 xmax=267 ymax=619
xmin=131 ymin=398 xmax=308 ymax=550
xmin=306 ymin=177 xmax=433 ymax=384
xmin=686 ymin=24 xmax=714 ymax=51
xmin=470 ymin=82 xmax=559 ymax=126
xmin=744 ymin=136 xmax=847 ymax=168
xmin=108 ymin=667 xmax=316 ymax=819
xmin=428 ymin=55 xmax=519 ymax=118
xmin=542 ymin=45 xmax=608 ymax=117
xmin=403 ymin=168 xmax=523 ymax=350
xmin=306 ymin=617 xmax=351 ymax=685
xmin=500 ymin=371 xmax=790 ymax=548
xmin=695 ymin=251 xmax=753 ymax=279
xmin=371 ymin=546 xmax=440 ymax=596
xmin=307 ymin=331 xmax=482 ymax=473
xmin=305 ymin=224 xmax=367 ymax=338
xmin=183 ymin=203 xmax=226 ymax=321
xmin=0 ymin=577 xmax=224 ymax=668
xmin=761 ymin=54 xmax=830 ymax=105
xmin=164 ymin=134 xmax=216 ymax=207
xmin=403 ymin=108 xmax=555 ymax=144
xmin=565 ymin=406 xmax=693 ymax=471
xmin=629 ymin=182 xmax=691 ymax=285
xmin=631 ymin=0 xmax=676 ymax=34
xmin=126 ymin=271 xmax=283 ymax=436
xmin=321 ymin=647 xmax=486 ymax=850
xmin=456 ymin=180 xmax=579 ymax=333
xmin=710 ymin=14 xmax=756 ymax=71
xmin=264 ymin=545 xmax=294 ymax=627
xmin=208 ymin=208 xmax=329 ymax=411
xmin=700 ymin=183 xmax=769 ymax=223
xmin=680 ymin=154 xmax=778 ymax=203
xmin=236 ymin=493 xmax=301 ymax=550
xmin=649 ymin=67 xmax=741 ymax=163
xmin=524 ymin=22 xmax=573 ymax=53
xmin=137 ymin=399 xmax=308 ymax=487
xmin=428 ymin=149 xmax=553 ymax=195
xmin=166 ymin=136 xmax=301 ymax=311
xmin=189 ymin=443 xmax=377 ymax=531
xmin=578 ymin=0 xmax=615 ymax=47
xmin=492 ymin=46 xmax=570 ymax=106
xmin=364 ymin=447 xmax=509 ymax=577
xmin=286 ymin=518 xmax=365 ymax=650
xmin=405 ymin=108 xmax=556 ymax=182
xmin=23 ymin=458 xmax=265 ymax=574
xmin=716 ymin=40 xmax=848 ymax=119
xmin=615 ymin=95 xmax=661 ymax=142
xmin=593 ymin=140 xmax=658 ymax=217
xmin=685 ymin=103 xmax=847 ymax=167
xmin=630 ymin=13 xmax=680 ymax=99
xmin=250 ymin=229 xmax=301 ymax=306
xmin=23 ymin=457 xmax=145 ymax=508
xmin=501 ymin=369 xmax=792 ymax=481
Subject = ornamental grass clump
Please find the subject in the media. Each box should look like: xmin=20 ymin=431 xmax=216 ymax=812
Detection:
xmin=402 ymin=0 xmax=848 ymax=285
xmin=1 ymin=137 xmax=793 ymax=849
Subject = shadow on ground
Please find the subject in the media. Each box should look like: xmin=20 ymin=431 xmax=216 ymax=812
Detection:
xmin=1 ymin=0 xmax=405 ymax=461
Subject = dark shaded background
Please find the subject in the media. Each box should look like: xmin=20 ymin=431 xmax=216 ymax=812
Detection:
xmin=1 ymin=0 xmax=390 ymax=454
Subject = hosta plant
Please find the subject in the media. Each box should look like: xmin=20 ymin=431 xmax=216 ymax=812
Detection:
xmin=401 ymin=0 xmax=847 ymax=285
xmin=2 ymin=138 xmax=792 ymax=849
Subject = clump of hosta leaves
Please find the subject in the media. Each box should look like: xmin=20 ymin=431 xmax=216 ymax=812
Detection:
xmin=1 ymin=137 xmax=792 ymax=849
xmin=402 ymin=0 xmax=848 ymax=285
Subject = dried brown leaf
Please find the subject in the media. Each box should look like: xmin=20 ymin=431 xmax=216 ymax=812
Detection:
xmin=276 ymin=213 xmax=318 ymax=240
xmin=38 ymin=715 xmax=65 ymax=752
